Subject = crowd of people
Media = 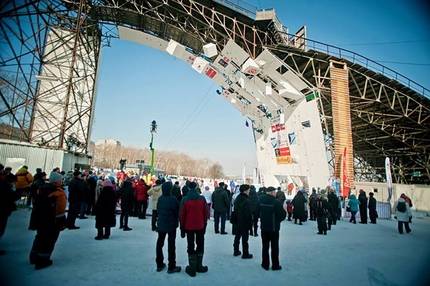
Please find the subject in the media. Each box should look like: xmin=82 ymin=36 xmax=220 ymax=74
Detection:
xmin=0 ymin=163 xmax=416 ymax=274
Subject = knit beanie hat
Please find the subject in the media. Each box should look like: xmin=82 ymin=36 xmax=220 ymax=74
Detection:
xmin=49 ymin=172 xmax=63 ymax=183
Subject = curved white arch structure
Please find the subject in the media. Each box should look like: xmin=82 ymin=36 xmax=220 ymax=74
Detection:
xmin=116 ymin=26 xmax=330 ymax=188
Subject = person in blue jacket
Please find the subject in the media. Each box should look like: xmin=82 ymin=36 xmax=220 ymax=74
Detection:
xmin=348 ymin=194 xmax=360 ymax=224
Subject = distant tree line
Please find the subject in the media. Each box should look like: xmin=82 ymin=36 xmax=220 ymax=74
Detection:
xmin=91 ymin=143 xmax=225 ymax=179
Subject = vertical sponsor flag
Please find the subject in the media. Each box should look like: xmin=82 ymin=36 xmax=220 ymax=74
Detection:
xmin=385 ymin=157 xmax=393 ymax=202
xmin=242 ymin=162 xmax=246 ymax=183
xmin=342 ymin=147 xmax=350 ymax=198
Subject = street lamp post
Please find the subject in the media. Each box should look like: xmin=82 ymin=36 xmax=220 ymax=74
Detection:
xmin=149 ymin=120 xmax=157 ymax=177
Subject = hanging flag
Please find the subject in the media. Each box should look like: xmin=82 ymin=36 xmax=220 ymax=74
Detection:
xmin=245 ymin=120 xmax=249 ymax=127
xmin=342 ymin=147 xmax=350 ymax=198
xmin=385 ymin=157 xmax=393 ymax=202
xmin=242 ymin=162 xmax=246 ymax=183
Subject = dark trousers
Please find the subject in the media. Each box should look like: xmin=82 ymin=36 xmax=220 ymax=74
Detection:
xmin=317 ymin=215 xmax=327 ymax=232
xmin=156 ymin=230 xmax=177 ymax=269
xmin=398 ymin=221 xmax=411 ymax=234
xmin=369 ymin=209 xmax=377 ymax=223
xmin=67 ymin=202 xmax=80 ymax=227
xmin=331 ymin=211 xmax=337 ymax=225
xmin=261 ymin=231 xmax=280 ymax=268
xmin=30 ymin=226 xmax=60 ymax=264
xmin=80 ymin=201 xmax=87 ymax=218
xmin=359 ymin=206 xmax=367 ymax=223
xmin=350 ymin=211 xmax=357 ymax=223
xmin=120 ymin=210 xmax=130 ymax=227
xmin=250 ymin=212 xmax=259 ymax=235
xmin=137 ymin=200 xmax=148 ymax=218
xmin=214 ymin=211 xmax=226 ymax=233
xmin=86 ymin=200 xmax=95 ymax=215
xmin=234 ymin=230 xmax=250 ymax=254
xmin=287 ymin=212 xmax=292 ymax=221
xmin=0 ymin=215 xmax=8 ymax=238
xmin=337 ymin=208 xmax=342 ymax=220
xmin=310 ymin=207 xmax=316 ymax=220
xmin=97 ymin=227 xmax=111 ymax=238
xmin=186 ymin=228 xmax=205 ymax=254
xmin=151 ymin=210 xmax=158 ymax=230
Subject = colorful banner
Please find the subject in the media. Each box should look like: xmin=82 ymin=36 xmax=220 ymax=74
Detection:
xmin=385 ymin=157 xmax=393 ymax=202
xmin=342 ymin=147 xmax=350 ymax=198
xmin=271 ymin=115 xmax=291 ymax=164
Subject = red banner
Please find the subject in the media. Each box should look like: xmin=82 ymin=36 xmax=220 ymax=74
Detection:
xmin=342 ymin=147 xmax=350 ymax=197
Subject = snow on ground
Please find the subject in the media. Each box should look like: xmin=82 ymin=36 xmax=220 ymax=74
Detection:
xmin=1 ymin=209 xmax=430 ymax=286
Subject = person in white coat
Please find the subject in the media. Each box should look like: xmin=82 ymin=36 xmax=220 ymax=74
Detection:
xmin=202 ymin=186 xmax=212 ymax=218
xmin=393 ymin=197 xmax=412 ymax=234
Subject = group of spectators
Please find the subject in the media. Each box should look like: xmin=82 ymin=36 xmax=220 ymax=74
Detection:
xmin=0 ymin=163 xmax=417 ymax=274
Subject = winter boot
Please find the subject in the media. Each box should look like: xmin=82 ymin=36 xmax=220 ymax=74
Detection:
xmin=196 ymin=252 xmax=208 ymax=273
xmin=29 ymin=250 xmax=37 ymax=265
xmin=185 ymin=254 xmax=197 ymax=277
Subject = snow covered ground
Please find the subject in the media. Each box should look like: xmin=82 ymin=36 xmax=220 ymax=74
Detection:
xmin=1 ymin=209 xmax=429 ymax=286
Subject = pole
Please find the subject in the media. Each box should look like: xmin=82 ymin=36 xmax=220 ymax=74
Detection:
xmin=150 ymin=133 xmax=155 ymax=177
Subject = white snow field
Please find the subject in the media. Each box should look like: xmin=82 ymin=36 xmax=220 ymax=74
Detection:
xmin=1 ymin=209 xmax=429 ymax=286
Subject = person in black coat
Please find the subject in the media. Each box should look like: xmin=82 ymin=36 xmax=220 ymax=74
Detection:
xmin=171 ymin=181 xmax=182 ymax=203
xmin=368 ymin=192 xmax=377 ymax=224
xmin=327 ymin=190 xmax=338 ymax=226
xmin=232 ymin=184 xmax=253 ymax=259
xmin=94 ymin=180 xmax=117 ymax=240
xmin=292 ymin=191 xmax=306 ymax=225
xmin=182 ymin=180 xmax=190 ymax=198
xmin=155 ymin=181 xmax=181 ymax=273
xmin=66 ymin=171 xmax=84 ymax=229
xmin=211 ymin=182 xmax=230 ymax=234
xmin=248 ymin=185 xmax=260 ymax=237
xmin=119 ymin=179 xmax=134 ymax=231
xmin=358 ymin=190 xmax=368 ymax=224
xmin=28 ymin=172 xmax=47 ymax=230
xmin=259 ymin=186 xmax=286 ymax=271
xmin=0 ymin=171 xmax=18 ymax=255
xmin=315 ymin=194 xmax=330 ymax=235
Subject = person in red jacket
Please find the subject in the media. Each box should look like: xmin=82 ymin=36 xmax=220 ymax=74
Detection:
xmin=179 ymin=181 xmax=209 ymax=277
xmin=134 ymin=178 xmax=149 ymax=219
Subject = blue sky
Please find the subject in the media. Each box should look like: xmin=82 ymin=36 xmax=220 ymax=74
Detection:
xmin=91 ymin=0 xmax=430 ymax=176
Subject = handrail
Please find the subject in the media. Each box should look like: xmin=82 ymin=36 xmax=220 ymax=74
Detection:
xmin=213 ymin=0 xmax=257 ymax=18
xmin=295 ymin=35 xmax=430 ymax=99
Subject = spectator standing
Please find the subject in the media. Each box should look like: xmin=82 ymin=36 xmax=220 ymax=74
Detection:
xmin=179 ymin=181 xmax=209 ymax=277
xmin=347 ymin=194 xmax=360 ymax=224
xmin=394 ymin=196 xmax=412 ymax=234
xmin=94 ymin=180 xmax=117 ymax=240
xmin=135 ymin=178 xmax=149 ymax=219
xmin=66 ymin=171 xmax=83 ymax=230
xmin=15 ymin=165 xmax=34 ymax=201
xmin=368 ymin=192 xmax=377 ymax=224
xmin=29 ymin=172 xmax=66 ymax=269
xmin=248 ymin=185 xmax=260 ymax=237
xmin=0 ymin=169 xmax=18 ymax=255
xmin=202 ymin=186 xmax=212 ymax=217
xmin=148 ymin=180 xmax=162 ymax=231
xmin=358 ymin=190 xmax=368 ymax=224
xmin=259 ymin=186 xmax=286 ymax=271
xmin=292 ymin=191 xmax=305 ymax=225
xmin=171 ymin=181 xmax=182 ymax=203
xmin=211 ymin=182 xmax=229 ymax=235
xmin=155 ymin=181 xmax=181 ymax=274
xmin=232 ymin=184 xmax=253 ymax=259
xmin=119 ymin=179 xmax=134 ymax=231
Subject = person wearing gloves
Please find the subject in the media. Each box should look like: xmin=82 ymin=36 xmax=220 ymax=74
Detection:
xmin=394 ymin=196 xmax=412 ymax=234
xmin=155 ymin=181 xmax=181 ymax=274
xmin=179 ymin=181 xmax=209 ymax=277
xmin=29 ymin=171 xmax=66 ymax=270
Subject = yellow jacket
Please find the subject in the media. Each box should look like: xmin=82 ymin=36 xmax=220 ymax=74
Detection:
xmin=15 ymin=168 xmax=34 ymax=189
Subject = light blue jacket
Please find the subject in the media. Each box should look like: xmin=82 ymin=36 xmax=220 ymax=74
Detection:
xmin=348 ymin=194 xmax=360 ymax=212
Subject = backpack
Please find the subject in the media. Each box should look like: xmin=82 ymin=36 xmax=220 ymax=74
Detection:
xmin=396 ymin=201 xmax=406 ymax=212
